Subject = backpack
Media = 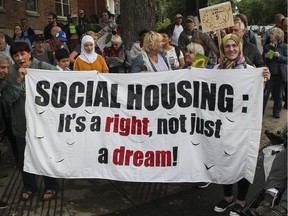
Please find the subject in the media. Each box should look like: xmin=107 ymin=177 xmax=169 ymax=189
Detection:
xmin=173 ymin=45 xmax=181 ymax=61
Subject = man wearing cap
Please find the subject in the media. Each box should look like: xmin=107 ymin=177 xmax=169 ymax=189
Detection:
xmin=32 ymin=34 xmax=55 ymax=65
xmin=167 ymin=14 xmax=184 ymax=47
xmin=46 ymin=30 xmax=70 ymax=55
xmin=178 ymin=15 xmax=198 ymax=56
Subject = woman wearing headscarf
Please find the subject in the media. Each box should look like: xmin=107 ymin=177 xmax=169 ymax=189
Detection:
xmin=73 ymin=35 xmax=108 ymax=72
xmin=2 ymin=42 xmax=59 ymax=201
xmin=213 ymin=34 xmax=270 ymax=216
xmin=217 ymin=33 xmax=249 ymax=70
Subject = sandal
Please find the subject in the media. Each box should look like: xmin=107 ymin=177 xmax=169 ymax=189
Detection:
xmin=21 ymin=190 xmax=34 ymax=201
xmin=41 ymin=189 xmax=57 ymax=201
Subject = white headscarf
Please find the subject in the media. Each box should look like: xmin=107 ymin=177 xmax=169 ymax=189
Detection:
xmin=79 ymin=35 xmax=98 ymax=64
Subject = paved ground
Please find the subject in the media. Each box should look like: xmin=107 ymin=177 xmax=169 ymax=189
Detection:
xmin=0 ymin=96 xmax=286 ymax=216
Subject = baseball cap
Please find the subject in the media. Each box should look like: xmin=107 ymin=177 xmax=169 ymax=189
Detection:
xmin=55 ymin=31 xmax=68 ymax=42
xmin=186 ymin=15 xmax=195 ymax=22
xmin=33 ymin=34 xmax=45 ymax=42
xmin=175 ymin=14 xmax=183 ymax=19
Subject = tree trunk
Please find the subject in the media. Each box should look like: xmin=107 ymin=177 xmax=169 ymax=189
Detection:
xmin=121 ymin=0 xmax=157 ymax=50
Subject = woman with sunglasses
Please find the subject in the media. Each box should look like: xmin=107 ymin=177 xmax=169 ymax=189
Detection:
xmin=103 ymin=34 xmax=132 ymax=73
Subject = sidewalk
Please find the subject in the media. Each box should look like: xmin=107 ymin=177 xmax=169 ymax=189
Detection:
xmin=0 ymin=100 xmax=286 ymax=216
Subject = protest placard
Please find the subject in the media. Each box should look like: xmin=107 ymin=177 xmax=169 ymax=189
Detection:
xmin=199 ymin=1 xmax=234 ymax=33
xmin=96 ymin=26 xmax=112 ymax=51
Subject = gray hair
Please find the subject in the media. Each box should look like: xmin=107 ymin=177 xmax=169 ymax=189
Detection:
xmin=111 ymin=34 xmax=123 ymax=44
xmin=0 ymin=32 xmax=5 ymax=41
xmin=234 ymin=21 xmax=245 ymax=31
xmin=0 ymin=52 xmax=11 ymax=64
xmin=270 ymin=27 xmax=284 ymax=43
xmin=186 ymin=42 xmax=204 ymax=55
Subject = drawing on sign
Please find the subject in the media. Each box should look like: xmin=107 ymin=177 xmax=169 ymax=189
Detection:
xmin=199 ymin=2 xmax=234 ymax=33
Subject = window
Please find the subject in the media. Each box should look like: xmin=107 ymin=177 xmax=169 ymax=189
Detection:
xmin=0 ymin=0 xmax=3 ymax=8
xmin=27 ymin=0 xmax=37 ymax=12
xmin=55 ymin=0 xmax=70 ymax=17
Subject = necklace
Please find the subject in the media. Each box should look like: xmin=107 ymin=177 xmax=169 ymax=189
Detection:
xmin=149 ymin=54 xmax=158 ymax=63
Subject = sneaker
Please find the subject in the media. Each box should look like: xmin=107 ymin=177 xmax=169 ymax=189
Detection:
xmin=214 ymin=199 xmax=234 ymax=213
xmin=0 ymin=201 xmax=8 ymax=209
xmin=262 ymin=205 xmax=287 ymax=216
xmin=273 ymin=113 xmax=280 ymax=119
xmin=197 ymin=182 xmax=211 ymax=189
xmin=230 ymin=203 xmax=245 ymax=216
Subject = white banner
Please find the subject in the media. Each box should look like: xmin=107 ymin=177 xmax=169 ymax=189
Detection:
xmin=25 ymin=68 xmax=264 ymax=184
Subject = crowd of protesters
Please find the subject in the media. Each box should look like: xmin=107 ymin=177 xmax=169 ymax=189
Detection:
xmin=0 ymin=9 xmax=287 ymax=216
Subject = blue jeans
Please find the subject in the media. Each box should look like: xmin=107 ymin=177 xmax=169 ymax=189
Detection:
xmin=263 ymin=75 xmax=284 ymax=115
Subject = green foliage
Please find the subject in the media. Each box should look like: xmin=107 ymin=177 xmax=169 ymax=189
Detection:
xmin=157 ymin=0 xmax=186 ymax=21
xmin=235 ymin=0 xmax=287 ymax=25
xmin=155 ymin=18 xmax=171 ymax=31
xmin=157 ymin=0 xmax=287 ymax=26
xmin=208 ymin=0 xmax=287 ymax=25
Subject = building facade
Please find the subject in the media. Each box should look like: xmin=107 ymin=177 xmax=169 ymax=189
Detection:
xmin=0 ymin=0 xmax=118 ymax=34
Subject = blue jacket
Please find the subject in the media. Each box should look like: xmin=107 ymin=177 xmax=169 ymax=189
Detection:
xmin=131 ymin=51 xmax=171 ymax=73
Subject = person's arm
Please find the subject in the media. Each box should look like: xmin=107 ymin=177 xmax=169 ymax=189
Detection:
xmin=2 ymin=68 xmax=25 ymax=104
xmin=131 ymin=54 xmax=144 ymax=73
xmin=178 ymin=49 xmax=185 ymax=68
xmin=69 ymin=50 xmax=79 ymax=64
xmin=273 ymin=44 xmax=288 ymax=63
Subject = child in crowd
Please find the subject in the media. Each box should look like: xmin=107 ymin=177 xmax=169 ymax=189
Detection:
xmin=55 ymin=48 xmax=71 ymax=71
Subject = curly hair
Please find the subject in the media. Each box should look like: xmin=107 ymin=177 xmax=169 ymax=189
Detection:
xmin=143 ymin=31 xmax=163 ymax=53
xmin=270 ymin=27 xmax=284 ymax=43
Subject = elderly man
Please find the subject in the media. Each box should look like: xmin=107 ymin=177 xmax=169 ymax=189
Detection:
xmin=167 ymin=14 xmax=184 ymax=47
xmin=32 ymin=34 xmax=55 ymax=65
xmin=46 ymin=27 xmax=70 ymax=55
xmin=178 ymin=15 xmax=198 ymax=56
xmin=0 ymin=52 xmax=12 ymax=209
xmin=0 ymin=33 xmax=11 ymax=61
xmin=229 ymin=21 xmax=265 ymax=67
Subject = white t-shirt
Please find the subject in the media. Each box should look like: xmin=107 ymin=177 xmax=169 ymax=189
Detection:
xmin=153 ymin=54 xmax=169 ymax=72
xmin=171 ymin=25 xmax=183 ymax=46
